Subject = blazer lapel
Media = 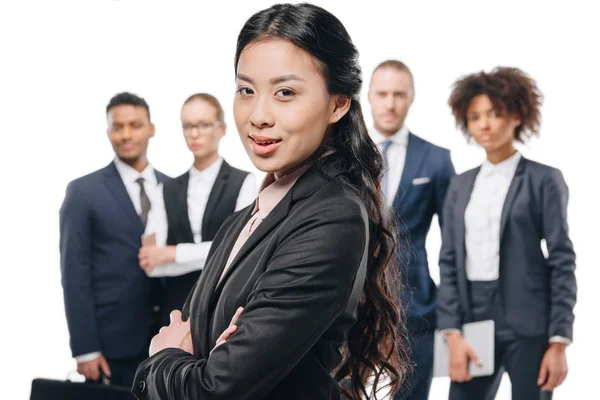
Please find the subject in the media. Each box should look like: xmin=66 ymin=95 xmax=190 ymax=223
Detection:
xmin=455 ymin=167 xmax=479 ymax=322
xmin=177 ymin=172 xmax=194 ymax=241
xmin=202 ymin=161 xmax=232 ymax=237
xmin=192 ymin=205 xmax=253 ymax=357
xmin=208 ymin=194 xmax=291 ymax=309
xmin=499 ymin=158 xmax=526 ymax=241
xmin=393 ymin=133 xmax=428 ymax=209
xmin=206 ymin=156 xmax=343 ymax=310
xmin=455 ymin=168 xmax=479 ymax=259
xmin=102 ymin=162 xmax=143 ymax=230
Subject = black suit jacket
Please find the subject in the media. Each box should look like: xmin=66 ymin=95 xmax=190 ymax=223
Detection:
xmin=132 ymin=155 xmax=369 ymax=399
xmin=436 ymin=157 xmax=577 ymax=339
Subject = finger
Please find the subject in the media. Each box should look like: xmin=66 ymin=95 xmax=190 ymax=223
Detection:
xmin=88 ymin=365 xmax=100 ymax=381
xmin=216 ymin=325 xmax=238 ymax=346
xmin=541 ymin=370 xmax=560 ymax=391
xmin=170 ymin=310 xmax=182 ymax=325
xmin=555 ymin=370 xmax=567 ymax=388
xmin=159 ymin=326 xmax=167 ymax=333
xmin=229 ymin=307 xmax=244 ymax=326
xmin=538 ymin=362 xmax=549 ymax=386
xmin=467 ymin=348 xmax=482 ymax=367
xmin=99 ymin=358 xmax=112 ymax=377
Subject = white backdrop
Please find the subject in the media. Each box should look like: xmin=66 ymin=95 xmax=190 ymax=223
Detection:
xmin=1 ymin=0 xmax=598 ymax=398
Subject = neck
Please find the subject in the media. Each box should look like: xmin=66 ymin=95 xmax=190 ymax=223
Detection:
xmin=374 ymin=123 xmax=402 ymax=138
xmin=486 ymin=143 xmax=516 ymax=165
xmin=122 ymin=155 xmax=149 ymax=173
xmin=193 ymin=152 xmax=219 ymax=172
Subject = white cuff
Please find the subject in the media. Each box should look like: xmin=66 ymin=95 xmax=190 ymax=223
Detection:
xmin=549 ymin=336 xmax=572 ymax=345
xmin=75 ymin=352 xmax=102 ymax=364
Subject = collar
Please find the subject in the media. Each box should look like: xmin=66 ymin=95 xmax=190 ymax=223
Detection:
xmin=480 ymin=151 xmax=522 ymax=177
xmin=189 ymin=157 xmax=223 ymax=183
xmin=113 ymin=156 xmax=155 ymax=184
xmin=369 ymin=125 xmax=409 ymax=147
xmin=253 ymin=160 xmax=315 ymax=220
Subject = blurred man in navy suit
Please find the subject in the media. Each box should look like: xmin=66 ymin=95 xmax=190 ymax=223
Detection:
xmin=368 ymin=60 xmax=455 ymax=400
xmin=60 ymin=92 xmax=169 ymax=387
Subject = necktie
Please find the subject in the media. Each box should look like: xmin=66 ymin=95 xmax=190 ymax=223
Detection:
xmin=380 ymin=140 xmax=392 ymax=203
xmin=136 ymin=177 xmax=151 ymax=227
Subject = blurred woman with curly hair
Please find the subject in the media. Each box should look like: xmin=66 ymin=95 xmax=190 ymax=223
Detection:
xmin=437 ymin=67 xmax=577 ymax=400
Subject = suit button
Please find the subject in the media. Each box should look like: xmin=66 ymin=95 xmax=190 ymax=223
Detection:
xmin=139 ymin=380 xmax=146 ymax=393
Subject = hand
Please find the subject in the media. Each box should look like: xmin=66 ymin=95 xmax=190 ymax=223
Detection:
xmin=139 ymin=245 xmax=176 ymax=273
xmin=213 ymin=307 xmax=244 ymax=351
xmin=446 ymin=332 xmax=482 ymax=383
xmin=538 ymin=342 xmax=569 ymax=391
xmin=150 ymin=310 xmax=192 ymax=356
xmin=77 ymin=355 xmax=111 ymax=382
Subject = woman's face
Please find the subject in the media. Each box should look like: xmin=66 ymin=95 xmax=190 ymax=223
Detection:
xmin=466 ymin=94 xmax=521 ymax=153
xmin=234 ymin=39 xmax=348 ymax=176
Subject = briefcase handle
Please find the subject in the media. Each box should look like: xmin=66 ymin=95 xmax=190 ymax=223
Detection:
xmin=65 ymin=370 xmax=111 ymax=385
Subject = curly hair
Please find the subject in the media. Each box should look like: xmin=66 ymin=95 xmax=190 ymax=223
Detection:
xmin=448 ymin=67 xmax=543 ymax=142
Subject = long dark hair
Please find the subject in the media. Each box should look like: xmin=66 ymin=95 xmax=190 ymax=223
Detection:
xmin=235 ymin=3 xmax=409 ymax=399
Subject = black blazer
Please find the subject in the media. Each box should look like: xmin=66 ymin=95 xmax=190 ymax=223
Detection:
xmin=436 ymin=157 xmax=577 ymax=340
xmin=132 ymin=155 xmax=369 ymax=400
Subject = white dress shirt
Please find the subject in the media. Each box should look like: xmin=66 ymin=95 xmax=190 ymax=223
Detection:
xmin=370 ymin=126 xmax=409 ymax=207
xmin=464 ymin=152 xmax=521 ymax=281
xmin=463 ymin=152 xmax=570 ymax=344
xmin=145 ymin=158 xmax=258 ymax=277
xmin=76 ymin=157 xmax=159 ymax=364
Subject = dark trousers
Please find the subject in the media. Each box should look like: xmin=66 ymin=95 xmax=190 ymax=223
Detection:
xmin=86 ymin=352 xmax=148 ymax=388
xmin=449 ymin=280 xmax=551 ymax=400
xmin=395 ymin=331 xmax=434 ymax=400
xmin=159 ymin=270 xmax=201 ymax=327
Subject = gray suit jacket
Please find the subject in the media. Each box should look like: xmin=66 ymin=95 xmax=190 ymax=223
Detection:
xmin=436 ymin=157 xmax=576 ymax=340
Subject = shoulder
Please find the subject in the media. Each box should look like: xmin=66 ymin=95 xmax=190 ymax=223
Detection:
xmin=298 ymin=173 xmax=367 ymax=227
xmin=411 ymin=133 xmax=450 ymax=155
xmin=65 ymin=166 xmax=108 ymax=193
xmin=523 ymin=158 xmax=562 ymax=177
xmin=154 ymin=169 xmax=171 ymax=182
xmin=222 ymin=160 xmax=251 ymax=180
xmin=522 ymin=158 xmax=566 ymax=189
xmin=448 ymin=166 xmax=479 ymax=191
xmin=410 ymin=133 xmax=452 ymax=170
xmin=163 ymin=171 xmax=188 ymax=191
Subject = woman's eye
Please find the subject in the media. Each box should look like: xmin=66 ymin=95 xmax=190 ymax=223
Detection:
xmin=275 ymin=88 xmax=295 ymax=98
xmin=237 ymin=87 xmax=254 ymax=96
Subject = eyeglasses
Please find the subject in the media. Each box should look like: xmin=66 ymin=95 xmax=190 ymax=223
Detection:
xmin=182 ymin=121 xmax=222 ymax=135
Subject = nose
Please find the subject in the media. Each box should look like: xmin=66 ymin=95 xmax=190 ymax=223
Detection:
xmin=188 ymin=127 xmax=200 ymax=139
xmin=249 ymin=95 xmax=275 ymax=129
xmin=385 ymin=96 xmax=395 ymax=110
xmin=479 ymin=115 xmax=490 ymax=130
xmin=121 ymin=127 xmax=133 ymax=140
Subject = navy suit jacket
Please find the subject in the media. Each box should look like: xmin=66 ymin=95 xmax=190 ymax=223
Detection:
xmin=437 ymin=157 xmax=577 ymax=340
xmin=59 ymin=162 xmax=169 ymax=359
xmin=390 ymin=133 xmax=455 ymax=333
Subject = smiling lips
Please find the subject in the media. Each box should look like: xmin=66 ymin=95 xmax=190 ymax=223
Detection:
xmin=249 ymin=134 xmax=282 ymax=156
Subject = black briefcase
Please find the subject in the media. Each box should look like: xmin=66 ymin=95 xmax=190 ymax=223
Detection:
xmin=30 ymin=377 xmax=135 ymax=400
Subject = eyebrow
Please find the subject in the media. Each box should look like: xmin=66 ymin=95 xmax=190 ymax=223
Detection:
xmin=236 ymin=73 xmax=305 ymax=85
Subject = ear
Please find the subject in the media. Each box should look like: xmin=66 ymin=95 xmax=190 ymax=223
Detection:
xmin=219 ymin=123 xmax=227 ymax=138
xmin=511 ymin=114 xmax=522 ymax=130
xmin=367 ymin=89 xmax=374 ymax=105
xmin=149 ymin=123 xmax=156 ymax=138
xmin=328 ymin=95 xmax=352 ymax=124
